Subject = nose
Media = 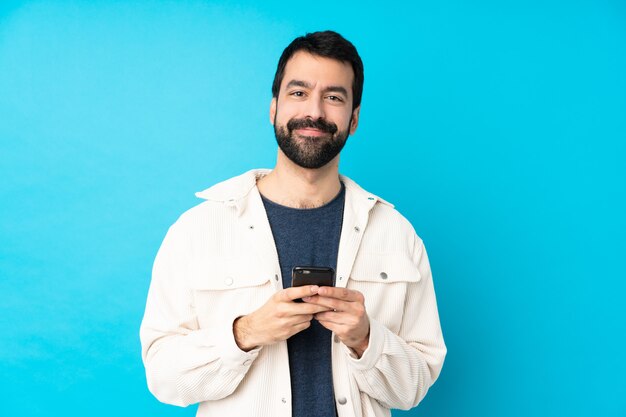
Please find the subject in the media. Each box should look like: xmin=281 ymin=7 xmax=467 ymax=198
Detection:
xmin=304 ymin=95 xmax=325 ymax=120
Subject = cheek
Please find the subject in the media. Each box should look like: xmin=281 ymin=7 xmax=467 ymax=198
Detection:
xmin=274 ymin=102 xmax=297 ymax=125
xmin=332 ymin=110 xmax=353 ymax=131
xmin=329 ymin=110 xmax=345 ymax=121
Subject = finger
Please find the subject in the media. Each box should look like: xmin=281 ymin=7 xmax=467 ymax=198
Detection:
xmin=316 ymin=319 xmax=341 ymax=334
xmin=275 ymin=303 xmax=329 ymax=321
xmin=287 ymin=303 xmax=332 ymax=316
xmin=289 ymin=320 xmax=312 ymax=336
xmin=279 ymin=285 xmax=319 ymax=301
xmin=282 ymin=301 xmax=332 ymax=316
xmin=287 ymin=314 xmax=314 ymax=325
xmin=314 ymin=311 xmax=345 ymax=324
xmin=295 ymin=303 xmax=333 ymax=314
xmin=316 ymin=287 xmax=364 ymax=302
xmin=302 ymin=295 xmax=349 ymax=312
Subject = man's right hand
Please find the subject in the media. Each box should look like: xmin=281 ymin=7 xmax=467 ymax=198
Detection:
xmin=233 ymin=285 xmax=330 ymax=352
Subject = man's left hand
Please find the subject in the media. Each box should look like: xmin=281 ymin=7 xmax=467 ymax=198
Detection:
xmin=303 ymin=287 xmax=370 ymax=358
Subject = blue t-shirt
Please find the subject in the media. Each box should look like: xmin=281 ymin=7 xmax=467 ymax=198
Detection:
xmin=261 ymin=183 xmax=345 ymax=417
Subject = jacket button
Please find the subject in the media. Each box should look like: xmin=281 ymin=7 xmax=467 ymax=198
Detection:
xmin=379 ymin=272 xmax=388 ymax=280
xmin=225 ymin=277 xmax=234 ymax=286
xmin=337 ymin=397 xmax=347 ymax=405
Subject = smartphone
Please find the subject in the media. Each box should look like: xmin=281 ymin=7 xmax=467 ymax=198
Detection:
xmin=291 ymin=266 xmax=335 ymax=302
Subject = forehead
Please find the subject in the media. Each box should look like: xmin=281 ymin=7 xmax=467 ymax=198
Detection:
xmin=280 ymin=51 xmax=354 ymax=93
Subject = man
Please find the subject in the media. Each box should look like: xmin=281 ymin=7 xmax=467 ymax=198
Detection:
xmin=140 ymin=30 xmax=446 ymax=417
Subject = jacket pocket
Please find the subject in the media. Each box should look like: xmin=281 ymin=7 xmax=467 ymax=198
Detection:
xmin=190 ymin=257 xmax=273 ymax=329
xmin=350 ymin=252 xmax=421 ymax=284
xmin=348 ymin=253 xmax=421 ymax=332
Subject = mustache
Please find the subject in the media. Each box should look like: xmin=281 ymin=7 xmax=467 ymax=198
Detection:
xmin=287 ymin=118 xmax=338 ymax=135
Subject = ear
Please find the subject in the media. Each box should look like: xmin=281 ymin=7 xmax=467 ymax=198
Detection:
xmin=349 ymin=105 xmax=361 ymax=135
xmin=269 ymin=97 xmax=277 ymax=126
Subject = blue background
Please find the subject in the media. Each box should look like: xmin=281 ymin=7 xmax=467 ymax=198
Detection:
xmin=1 ymin=1 xmax=625 ymax=416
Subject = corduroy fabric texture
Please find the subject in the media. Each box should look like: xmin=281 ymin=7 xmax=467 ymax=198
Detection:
xmin=140 ymin=169 xmax=447 ymax=417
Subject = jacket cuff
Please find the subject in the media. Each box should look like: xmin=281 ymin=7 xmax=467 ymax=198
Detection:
xmin=343 ymin=318 xmax=385 ymax=371
xmin=186 ymin=318 xmax=261 ymax=373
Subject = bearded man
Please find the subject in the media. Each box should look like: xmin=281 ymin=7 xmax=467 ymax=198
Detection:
xmin=140 ymin=30 xmax=446 ymax=417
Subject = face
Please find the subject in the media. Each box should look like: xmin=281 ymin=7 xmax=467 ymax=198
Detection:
xmin=270 ymin=51 xmax=360 ymax=169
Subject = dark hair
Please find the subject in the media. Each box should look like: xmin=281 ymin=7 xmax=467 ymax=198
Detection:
xmin=271 ymin=30 xmax=364 ymax=110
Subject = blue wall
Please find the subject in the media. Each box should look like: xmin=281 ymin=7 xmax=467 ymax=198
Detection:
xmin=1 ymin=1 xmax=624 ymax=416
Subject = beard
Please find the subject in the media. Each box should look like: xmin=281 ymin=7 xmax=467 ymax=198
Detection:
xmin=274 ymin=115 xmax=350 ymax=169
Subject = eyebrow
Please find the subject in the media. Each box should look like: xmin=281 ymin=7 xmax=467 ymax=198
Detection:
xmin=285 ymin=79 xmax=349 ymax=97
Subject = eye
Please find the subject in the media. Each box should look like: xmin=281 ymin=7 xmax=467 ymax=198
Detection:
xmin=290 ymin=91 xmax=306 ymax=97
xmin=326 ymin=95 xmax=344 ymax=102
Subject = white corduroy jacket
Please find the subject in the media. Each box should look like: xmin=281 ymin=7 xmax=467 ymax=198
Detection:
xmin=140 ymin=169 xmax=446 ymax=417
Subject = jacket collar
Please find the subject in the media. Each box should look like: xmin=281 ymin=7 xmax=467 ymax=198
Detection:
xmin=195 ymin=169 xmax=268 ymax=202
xmin=195 ymin=168 xmax=394 ymax=209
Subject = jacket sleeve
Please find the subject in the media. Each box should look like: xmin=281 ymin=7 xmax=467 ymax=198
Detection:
xmin=344 ymin=237 xmax=446 ymax=410
xmin=139 ymin=221 xmax=261 ymax=407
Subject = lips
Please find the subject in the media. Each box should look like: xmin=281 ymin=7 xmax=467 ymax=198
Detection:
xmin=294 ymin=128 xmax=329 ymax=137
xmin=287 ymin=118 xmax=338 ymax=136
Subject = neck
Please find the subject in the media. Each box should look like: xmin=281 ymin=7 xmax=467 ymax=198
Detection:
xmin=257 ymin=151 xmax=341 ymax=208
